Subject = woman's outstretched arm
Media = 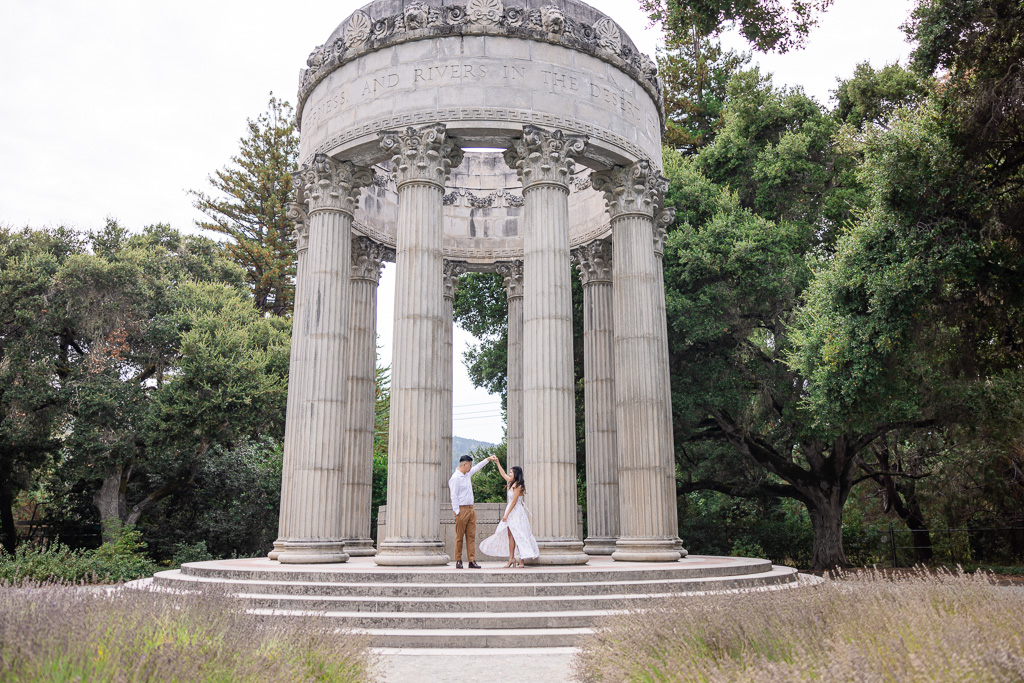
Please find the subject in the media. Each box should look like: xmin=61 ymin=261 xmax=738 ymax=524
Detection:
xmin=490 ymin=455 xmax=513 ymax=483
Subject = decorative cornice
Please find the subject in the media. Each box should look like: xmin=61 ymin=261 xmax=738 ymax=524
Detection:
xmin=443 ymin=188 xmax=524 ymax=208
xmin=296 ymin=2 xmax=664 ymax=133
xmin=571 ymin=239 xmax=613 ymax=285
xmin=443 ymin=260 xmax=468 ymax=299
xmin=380 ymin=123 xmax=464 ymax=188
xmin=591 ymin=160 xmax=668 ymax=220
xmin=351 ymin=236 xmax=394 ymax=283
xmin=294 ymin=154 xmax=373 ymax=215
xmin=504 ymin=125 xmax=587 ymax=191
xmin=495 ymin=260 xmax=524 ymax=299
xmin=654 ymin=207 xmax=676 ymax=257
xmin=286 ymin=201 xmax=310 ymax=253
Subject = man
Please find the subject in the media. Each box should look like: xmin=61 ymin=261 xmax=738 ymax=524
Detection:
xmin=449 ymin=454 xmax=497 ymax=568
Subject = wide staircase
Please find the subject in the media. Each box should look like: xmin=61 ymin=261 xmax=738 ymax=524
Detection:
xmin=130 ymin=556 xmax=807 ymax=648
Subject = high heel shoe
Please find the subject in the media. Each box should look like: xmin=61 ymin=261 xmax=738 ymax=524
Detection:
xmin=503 ymin=560 xmax=514 ymax=568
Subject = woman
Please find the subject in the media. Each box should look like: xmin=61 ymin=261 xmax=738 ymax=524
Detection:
xmin=479 ymin=459 xmax=539 ymax=567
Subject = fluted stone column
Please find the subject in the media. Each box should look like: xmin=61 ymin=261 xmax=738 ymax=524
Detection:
xmin=571 ymin=239 xmax=619 ymax=556
xmin=441 ymin=260 xmax=467 ymax=500
xmin=270 ymin=199 xmax=310 ymax=561
xmin=654 ymin=208 xmax=687 ymax=557
xmin=505 ymin=125 xmax=589 ymax=565
xmin=277 ymin=154 xmax=373 ymax=564
xmin=376 ymin=123 xmax=464 ymax=566
xmin=496 ymin=260 xmax=524 ymax=471
xmin=340 ymin=237 xmax=394 ymax=557
xmin=593 ymin=160 xmax=680 ymax=562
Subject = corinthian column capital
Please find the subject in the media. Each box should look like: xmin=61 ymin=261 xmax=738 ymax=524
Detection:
xmin=380 ymin=123 xmax=464 ymax=188
xmin=592 ymin=160 xmax=669 ymax=220
xmin=295 ymin=154 xmax=373 ymax=215
xmin=503 ymin=125 xmax=588 ymax=191
xmin=654 ymin=207 xmax=676 ymax=257
xmin=443 ymin=260 xmax=468 ymax=300
xmin=351 ymin=236 xmax=394 ymax=283
xmin=495 ymin=260 xmax=524 ymax=299
xmin=571 ymin=239 xmax=614 ymax=285
xmin=286 ymin=201 xmax=310 ymax=252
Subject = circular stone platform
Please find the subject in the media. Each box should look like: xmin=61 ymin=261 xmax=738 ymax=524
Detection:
xmin=130 ymin=556 xmax=815 ymax=648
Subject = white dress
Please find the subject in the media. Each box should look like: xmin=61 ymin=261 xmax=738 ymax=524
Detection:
xmin=479 ymin=487 xmax=540 ymax=560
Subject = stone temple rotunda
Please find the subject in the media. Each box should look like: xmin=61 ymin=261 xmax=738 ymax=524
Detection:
xmin=270 ymin=0 xmax=682 ymax=567
xmin=133 ymin=0 xmax=811 ymax=648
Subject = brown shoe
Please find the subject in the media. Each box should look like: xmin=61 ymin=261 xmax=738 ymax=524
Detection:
xmin=455 ymin=560 xmax=463 ymax=569
xmin=468 ymin=562 xmax=481 ymax=569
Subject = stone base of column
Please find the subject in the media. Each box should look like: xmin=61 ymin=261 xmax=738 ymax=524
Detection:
xmin=277 ymin=541 xmax=349 ymax=565
xmin=674 ymin=537 xmax=688 ymax=557
xmin=268 ymin=540 xmax=284 ymax=561
xmin=530 ymin=540 xmax=590 ymax=566
xmin=375 ymin=541 xmax=450 ymax=566
xmin=583 ymin=537 xmax=618 ymax=556
xmin=612 ymin=538 xmax=681 ymax=563
xmin=342 ymin=538 xmax=377 ymax=556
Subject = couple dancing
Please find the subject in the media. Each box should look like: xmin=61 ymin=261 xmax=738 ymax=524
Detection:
xmin=449 ymin=454 xmax=539 ymax=568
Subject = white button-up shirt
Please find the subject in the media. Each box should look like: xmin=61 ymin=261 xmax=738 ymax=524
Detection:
xmin=449 ymin=459 xmax=488 ymax=514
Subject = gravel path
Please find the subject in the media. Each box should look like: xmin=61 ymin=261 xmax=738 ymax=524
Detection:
xmin=373 ymin=647 xmax=578 ymax=682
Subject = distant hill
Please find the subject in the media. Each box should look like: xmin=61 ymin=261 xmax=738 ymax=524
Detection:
xmin=452 ymin=436 xmax=496 ymax=468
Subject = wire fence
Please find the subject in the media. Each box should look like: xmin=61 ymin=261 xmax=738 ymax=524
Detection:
xmin=847 ymin=524 xmax=1024 ymax=569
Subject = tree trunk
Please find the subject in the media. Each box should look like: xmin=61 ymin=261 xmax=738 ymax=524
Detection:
xmin=808 ymin=494 xmax=850 ymax=571
xmin=903 ymin=500 xmax=934 ymax=563
xmin=0 ymin=481 xmax=17 ymax=555
xmin=93 ymin=468 xmax=128 ymax=542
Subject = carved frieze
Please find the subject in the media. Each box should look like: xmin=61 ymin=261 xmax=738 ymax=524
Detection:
xmin=286 ymin=201 xmax=309 ymax=252
xmin=345 ymin=11 xmax=373 ymax=48
xmin=467 ymin=0 xmax=503 ymax=26
xmin=594 ymin=18 xmax=621 ymax=53
xmin=351 ymin=236 xmax=394 ymax=283
xmin=591 ymin=160 xmax=668 ymax=219
xmin=443 ymin=260 xmax=469 ymax=299
xmin=571 ymin=239 xmax=613 ymax=285
xmin=294 ymin=154 xmax=373 ymax=215
xmin=539 ymin=5 xmax=565 ymax=34
xmin=443 ymin=188 xmax=524 ymax=208
xmin=495 ymin=260 xmax=524 ymax=299
xmin=504 ymin=125 xmax=587 ymax=190
xmin=380 ymin=123 xmax=464 ymax=187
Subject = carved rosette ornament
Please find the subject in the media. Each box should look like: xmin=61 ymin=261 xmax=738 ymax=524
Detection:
xmin=286 ymin=201 xmax=309 ymax=252
xmin=442 ymin=260 xmax=468 ymax=299
xmin=295 ymin=154 xmax=373 ymax=215
xmin=495 ymin=260 xmax=524 ymax=299
xmin=345 ymin=11 xmax=373 ymax=47
xmin=467 ymin=0 xmax=503 ymax=26
xmin=504 ymin=125 xmax=588 ymax=190
xmin=380 ymin=123 xmax=464 ymax=187
xmin=591 ymin=160 xmax=669 ymax=219
xmin=654 ymin=207 xmax=676 ymax=257
xmin=351 ymin=236 xmax=394 ymax=283
xmin=594 ymin=18 xmax=622 ymax=53
xmin=571 ymin=239 xmax=614 ymax=285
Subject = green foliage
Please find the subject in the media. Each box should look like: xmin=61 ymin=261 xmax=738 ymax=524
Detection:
xmin=0 ymin=527 xmax=156 ymax=584
xmin=0 ymin=584 xmax=374 ymax=681
xmin=370 ymin=363 xmax=391 ymax=539
xmin=190 ymin=94 xmax=300 ymax=316
xmin=466 ymin=443 xmax=509 ymax=504
xmin=452 ymin=273 xmax=509 ymax=399
xmin=833 ymin=61 xmax=932 ymax=130
xmin=171 ymin=540 xmax=214 ymax=565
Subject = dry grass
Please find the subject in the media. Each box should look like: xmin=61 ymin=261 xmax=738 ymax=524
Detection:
xmin=0 ymin=582 xmax=375 ymax=682
xmin=575 ymin=569 xmax=1024 ymax=682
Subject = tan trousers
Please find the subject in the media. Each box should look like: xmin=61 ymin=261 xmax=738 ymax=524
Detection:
xmin=454 ymin=506 xmax=477 ymax=562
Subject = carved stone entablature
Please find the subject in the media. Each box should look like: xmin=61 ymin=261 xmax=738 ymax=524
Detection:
xmin=495 ymin=260 xmax=524 ymax=298
xmin=653 ymin=207 xmax=676 ymax=257
xmin=571 ymin=174 xmax=593 ymax=193
xmin=443 ymin=188 xmax=524 ymax=208
xmin=504 ymin=125 xmax=587 ymax=190
xmin=571 ymin=239 xmax=613 ymax=285
xmin=591 ymin=160 xmax=669 ymax=220
xmin=286 ymin=201 xmax=310 ymax=252
xmin=351 ymin=236 xmax=394 ymax=283
xmin=295 ymin=154 xmax=373 ymax=215
xmin=371 ymin=172 xmax=391 ymax=189
xmin=295 ymin=2 xmax=663 ymax=133
xmin=380 ymin=124 xmax=465 ymax=188
xmin=443 ymin=260 xmax=469 ymax=299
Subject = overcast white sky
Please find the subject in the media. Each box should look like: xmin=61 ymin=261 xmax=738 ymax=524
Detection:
xmin=0 ymin=0 xmax=915 ymax=443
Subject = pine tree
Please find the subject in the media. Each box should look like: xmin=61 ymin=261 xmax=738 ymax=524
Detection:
xmin=190 ymin=94 xmax=299 ymax=316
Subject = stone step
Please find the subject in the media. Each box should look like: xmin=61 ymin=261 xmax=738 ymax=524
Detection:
xmin=177 ymin=556 xmax=774 ymax=585
xmin=352 ymin=627 xmax=595 ymax=649
xmin=153 ymin=565 xmax=797 ymax=598
xmin=248 ymin=607 xmax=615 ymax=630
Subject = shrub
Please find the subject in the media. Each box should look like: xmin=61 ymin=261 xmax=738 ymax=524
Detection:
xmin=0 ymin=527 xmax=156 ymax=584
xmin=575 ymin=569 xmax=1024 ymax=682
xmin=0 ymin=583 xmax=374 ymax=682
xmin=171 ymin=540 xmax=215 ymax=565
